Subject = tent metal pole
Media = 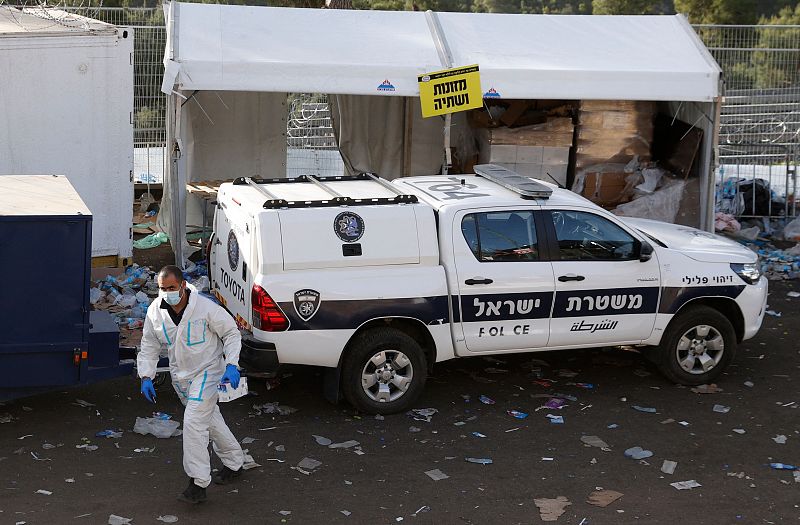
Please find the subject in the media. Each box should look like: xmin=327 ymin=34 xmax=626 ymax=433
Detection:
xmin=425 ymin=10 xmax=454 ymax=176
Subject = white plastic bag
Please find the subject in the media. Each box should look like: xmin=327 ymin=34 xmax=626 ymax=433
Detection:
xmin=783 ymin=216 xmax=800 ymax=241
xmin=133 ymin=417 xmax=180 ymax=439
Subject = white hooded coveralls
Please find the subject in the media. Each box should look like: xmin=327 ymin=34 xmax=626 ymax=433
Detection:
xmin=138 ymin=284 xmax=244 ymax=488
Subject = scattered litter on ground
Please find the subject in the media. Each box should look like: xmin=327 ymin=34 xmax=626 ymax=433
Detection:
xmin=769 ymin=462 xmax=797 ymax=470
xmin=743 ymin=381 xmax=754 ymax=387
xmin=533 ymin=496 xmax=572 ymax=521
xmin=74 ymin=399 xmax=95 ymax=408
xmin=36 ymin=489 xmax=52 ymax=495
xmin=278 ymin=510 xmax=292 ymax=516
xmin=505 ymin=427 xmax=520 ymax=433
xmin=0 ymin=413 xmax=13 ymax=424
xmin=691 ymin=384 xmax=723 ymax=394
xmin=587 ymin=489 xmax=623 ymax=507
xmin=733 ymin=428 xmax=746 ymax=434
xmin=241 ymin=437 xmax=256 ymax=445
xmin=787 ymin=291 xmax=800 ymax=298
xmin=479 ymin=395 xmax=495 ymax=405
xmin=544 ymin=398 xmax=566 ymax=409
xmin=156 ymin=516 xmax=178 ymax=523
xmin=407 ymin=408 xmax=438 ymax=423
xmin=65 ymin=478 xmax=75 ymax=483
xmin=624 ymin=447 xmax=653 ymax=460
xmin=507 ymin=410 xmax=528 ymax=419
xmin=153 ymin=412 xmax=172 ymax=420
xmin=424 ymin=469 xmax=449 ymax=481
xmin=607 ymin=424 xmax=619 ymax=429
xmin=472 ymin=432 xmax=487 ymax=438
xmin=661 ymin=460 xmax=678 ymax=475
xmin=133 ymin=417 xmax=180 ymax=439
xmin=313 ymin=435 xmax=332 ymax=446
xmin=766 ymin=310 xmax=781 ymax=317
xmin=296 ymin=457 xmax=322 ymax=473
xmin=408 ymin=426 xmax=421 ymax=433
xmin=670 ymin=480 xmax=701 ymax=490
xmin=329 ymin=440 xmax=360 ymax=449
xmin=252 ymin=402 xmax=297 ymax=416
xmin=374 ymin=414 xmax=385 ymax=421
xmin=76 ymin=444 xmax=99 ymax=452
xmin=465 ymin=457 xmax=493 ymax=465
xmin=108 ymin=515 xmax=132 ymax=525
xmin=411 ymin=506 xmax=430 ymax=517
xmin=773 ymin=435 xmax=787 ymax=444
xmin=712 ymin=404 xmax=731 ymax=414
xmin=275 ymin=445 xmax=286 ymax=452
xmin=580 ymin=435 xmax=611 ymax=451
xmin=134 ymin=447 xmax=155 ymax=453
xmin=242 ymin=450 xmax=261 ymax=470
xmin=96 ymin=430 xmax=123 ymax=439
xmin=547 ymin=415 xmax=564 ymax=424
xmin=632 ymin=405 xmax=656 ymax=413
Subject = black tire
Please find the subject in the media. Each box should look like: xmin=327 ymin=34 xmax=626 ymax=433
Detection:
xmin=341 ymin=327 xmax=427 ymax=415
xmin=654 ymin=305 xmax=736 ymax=385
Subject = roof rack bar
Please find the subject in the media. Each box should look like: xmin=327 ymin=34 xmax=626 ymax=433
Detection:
xmin=364 ymin=173 xmax=407 ymax=197
xmin=473 ymin=164 xmax=553 ymax=199
xmin=305 ymin=175 xmax=345 ymax=199
xmin=243 ymin=177 xmax=281 ymax=200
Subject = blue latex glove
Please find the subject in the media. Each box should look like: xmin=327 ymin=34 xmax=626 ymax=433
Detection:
xmin=141 ymin=378 xmax=156 ymax=403
xmin=221 ymin=364 xmax=241 ymax=390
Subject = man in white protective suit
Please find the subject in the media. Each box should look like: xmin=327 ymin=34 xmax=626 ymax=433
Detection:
xmin=137 ymin=265 xmax=245 ymax=504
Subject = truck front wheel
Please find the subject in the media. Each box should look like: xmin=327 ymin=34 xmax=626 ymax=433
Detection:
xmin=342 ymin=327 xmax=427 ymax=415
xmin=654 ymin=305 xmax=736 ymax=385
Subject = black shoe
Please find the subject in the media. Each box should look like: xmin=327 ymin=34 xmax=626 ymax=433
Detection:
xmin=212 ymin=466 xmax=243 ymax=485
xmin=177 ymin=479 xmax=207 ymax=504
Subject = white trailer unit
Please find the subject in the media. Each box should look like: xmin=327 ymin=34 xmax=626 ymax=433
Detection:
xmin=0 ymin=7 xmax=134 ymax=260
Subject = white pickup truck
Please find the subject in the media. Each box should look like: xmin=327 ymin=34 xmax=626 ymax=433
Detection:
xmin=209 ymin=165 xmax=767 ymax=414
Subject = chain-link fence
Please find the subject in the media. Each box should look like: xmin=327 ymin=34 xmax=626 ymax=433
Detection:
xmin=696 ymin=24 xmax=800 ymax=218
xmin=11 ymin=6 xmax=800 ymax=217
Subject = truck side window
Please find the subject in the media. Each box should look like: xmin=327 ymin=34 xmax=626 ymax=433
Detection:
xmin=461 ymin=211 xmax=538 ymax=262
xmin=550 ymin=210 xmax=637 ymax=261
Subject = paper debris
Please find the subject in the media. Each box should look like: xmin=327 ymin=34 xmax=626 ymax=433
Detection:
xmin=580 ymin=435 xmax=611 ymax=450
xmin=36 ymin=489 xmax=52 ymax=495
xmin=424 ymin=469 xmax=449 ymax=481
xmin=732 ymin=428 xmax=746 ymax=434
xmin=329 ymin=440 xmax=360 ymax=449
xmin=632 ymin=405 xmax=656 ymax=413
xmin=156 ymin=516 xmax=178 ymax=523
xmin=773 ymin=435 xmax=787 ymax=444
xmin=587 ymin=489 xmax=623 ymax=507
xmin=278 ymin=510 xmax=292 ymax=516
xmin=242 ymin=450 xmax=261 ymax=470
xmin=297 ymin=457 xmax=322 ymax=471
xmin=341 ymin=510 xmax=351 ymax=516
xmin=534 ymin=496 xmax=572 ymax=521
xmin=108 ymin=516 xmax=132 ymax=525
xmin=313 ymin=435 xmax=332 ymax=446
xmin=241 ymin=437 xmax=256 ymax=445
xmin=712 ymin=404 xmax=730 ymax=414
xmin=407 ymin=408 xmax=438 ymax=423
xmin=661 ymin=460 xmax=678 ymax=475
xmin=670 ymin=480 xmax=701 ymax=490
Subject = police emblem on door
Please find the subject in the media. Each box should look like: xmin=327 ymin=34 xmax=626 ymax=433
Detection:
xmin=227 ymin=230 xmax=239 ymax=271
xmin=334 ymin=212 xmax=365 ymax=242
xmin=294 ymin=289 xmax=321 ymax=321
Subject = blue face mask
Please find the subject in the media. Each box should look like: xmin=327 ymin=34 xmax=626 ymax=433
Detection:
xmin=160 ymin=286 xmax=183 ymax=306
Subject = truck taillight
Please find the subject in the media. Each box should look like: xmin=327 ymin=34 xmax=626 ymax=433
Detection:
xmin=251 ymin=285 xmax=289 ymax=332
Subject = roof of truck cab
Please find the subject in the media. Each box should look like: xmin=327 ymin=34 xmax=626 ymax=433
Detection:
xmin=392 ymin=175 xmax=594 ymax=212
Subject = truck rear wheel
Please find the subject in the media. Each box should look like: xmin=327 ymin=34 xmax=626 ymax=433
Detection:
xmin=342 ymin=327 xmax=427 ymax=415
xmin=654 ymin=305 xmax=736 ymax=385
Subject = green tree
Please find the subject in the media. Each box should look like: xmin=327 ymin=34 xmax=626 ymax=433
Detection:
xmin=673 ymin=0 xmax=758 ymax=24
xmin=752 ymin=5 xmax=800 ymax=89
xmin=592 ymin=0 xmax=672 ymax=14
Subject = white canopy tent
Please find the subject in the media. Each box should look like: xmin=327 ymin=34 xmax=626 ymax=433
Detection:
xmin=160 ymin=1 xmax=722 ymax=265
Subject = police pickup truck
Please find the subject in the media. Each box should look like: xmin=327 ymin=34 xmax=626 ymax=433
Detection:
xmin=209 ymin=165 xmax=767 ymax=414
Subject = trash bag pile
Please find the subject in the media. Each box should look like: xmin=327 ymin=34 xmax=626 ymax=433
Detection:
xmin=90 ymin=262 xmax=211 ymax=347
xmin=713 ymin=213 xmax=800 ymax=280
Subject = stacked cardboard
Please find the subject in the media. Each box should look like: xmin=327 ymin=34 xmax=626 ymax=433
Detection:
xmin=479 ymin=117 xmax=574 ymax=187
xmin=576 ymin=100 xmax=655 ymax=170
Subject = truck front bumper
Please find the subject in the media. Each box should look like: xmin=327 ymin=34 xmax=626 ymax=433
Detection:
xmin=239 ymin=335 xmax=280 ymax=373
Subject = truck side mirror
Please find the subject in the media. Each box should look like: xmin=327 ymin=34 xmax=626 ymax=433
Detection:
xmin=639 ymin=241 xmax=654 ymax=262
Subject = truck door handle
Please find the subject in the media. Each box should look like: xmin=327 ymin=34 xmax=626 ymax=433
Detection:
xmin=558 ymin=274 xmax=585 ymax=282
xmin=465 ymin=277 xmax=493 ymax=285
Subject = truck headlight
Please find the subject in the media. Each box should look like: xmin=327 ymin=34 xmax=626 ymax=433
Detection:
xmin=730 ymin=263 xmax=761 ymax=284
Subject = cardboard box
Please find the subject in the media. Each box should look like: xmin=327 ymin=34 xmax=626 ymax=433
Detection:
xmin=489 ymin=118 xmax=574 ymax=147
xmin=580 ymin=171 xmax=631 ymax=207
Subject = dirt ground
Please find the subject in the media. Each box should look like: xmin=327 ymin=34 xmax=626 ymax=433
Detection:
xmin=1 ymin=281 xmax=798 ymax=525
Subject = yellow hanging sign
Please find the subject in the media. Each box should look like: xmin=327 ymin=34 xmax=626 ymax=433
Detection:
xmin=418 ymin=64 xmax=483 ymax=118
